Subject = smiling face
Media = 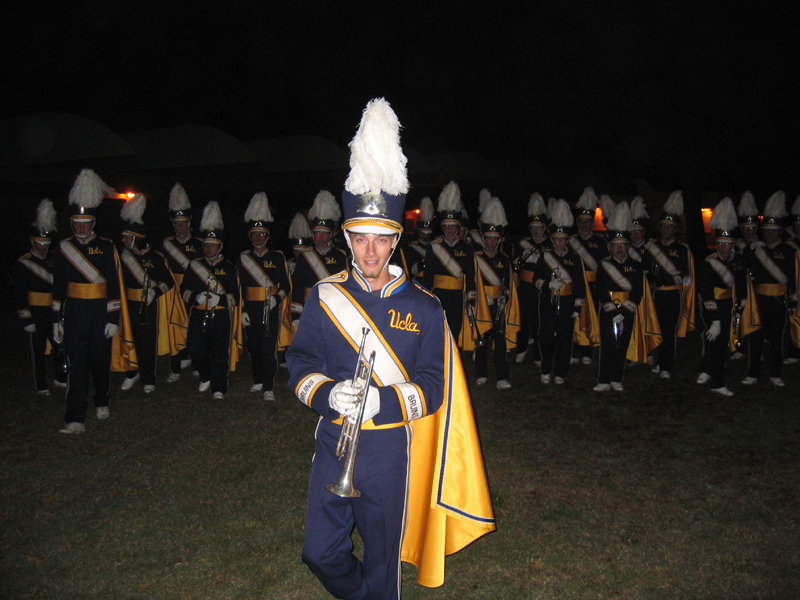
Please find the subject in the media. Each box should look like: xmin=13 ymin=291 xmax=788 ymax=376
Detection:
xmin=348 ymin=233 xmax=398 ymax=290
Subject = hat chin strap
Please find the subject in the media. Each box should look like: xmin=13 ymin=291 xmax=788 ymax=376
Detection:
xmin=343 ymin=230 xmax=401 ymax=277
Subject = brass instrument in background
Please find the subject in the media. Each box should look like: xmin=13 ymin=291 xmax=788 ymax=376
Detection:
xmin=139 ymin=269 xmax=150 ymax=326
xmin=327 ymin=327 xmax=376 ymax=499
xmin=494 ymin=286 xmax=508 ymax=334
xmin=550 ymin=265 xmax=563 ymax=315
xmin=731 ymin=300 xmax=743 ymax=349
xmin=201 ymin=276 xmax=216 ymax=332
xmin=465 ymin=297 xmax=485 ymax=347
xmin=513 ymin=246 xmax=536 ymax=273
xmin=56 ymin=309 xmax=69 ymax=380
xmin=610 ymin=292 xmax=623 ymax=348
xmin=262 ymin=285 xmax=272 ymax=337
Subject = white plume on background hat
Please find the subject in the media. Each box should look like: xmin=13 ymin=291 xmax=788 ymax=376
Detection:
xmin=550 ymin=199 xmax=574 ymax=229
xmin=419 ymin=196 xmax=434 ymax=223
xmin=288 ymin=212 xmax=312 ymax=241
xmin=169 ymin=183 xmax=191 ymax=212
xmin=607 ymin=201 xmax=632 ymax=233
xmin=709 ymin=197 xmax=737 ymax=232
xmin=244 ymin=192 xmax=273 ymax=223
xmin=309 ymin=190 xmax=341 ymax=221
xmin=631 ymin=196 xmax=649 ymax=220
xmin=478 ymin=188 xmax=492 ymax=215
xmin=600 ymin=194 xmax=616 ymax=220
xmin=737 ymin=190 xmax=758 ymax=217
xmin=32 ymin=199 xmax=57 ymax=232
xmin=576 ymin=187 xmax=598 ymax=212
xmin=120 ymin=193 xmax=146 ymax=224
xmin=69 ymin=168 xmax=109 ymax=210
xmin=481 ymin=197 xmax=508 ymax=228
xmin=791 ymin=195 xmax=800 ymax=217
xmin=200 ymin=201 xmax=224 ymax=232
xmin=663 ymin=190 xmax=684 ymax=216
xmin=437 ymin=181 xmax=462 ymax=213
xmin=763 ymin=191 xmax=787 ymax=217
xmin=528 ymin=193 xmax=547 ymax=218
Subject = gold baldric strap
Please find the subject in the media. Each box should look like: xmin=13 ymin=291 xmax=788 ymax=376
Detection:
xmin=585 ymin=270 xmax=596 ymax=282
xmin=28 ymin=291 xmax=53 ymax=306
xmin=610 ymin=291 xmax=630 ymax=303
xmin=126 ymin=288 xmax=146 ymax=302
xmin=519 ymin=270 xmax=535 ymax=283
xmin=433 ymin=274 xmax=464 ymax=290
xmin=173 ymin=273 xmax=185 ymax=286
xmin=485 ymin=285 xmax=501 ymax=299
xmin=657 ymin=284 xmax=681 ymax=291
xmin=67 ymin=282 xmax=107 ymax=299
xmin=714 ymin=287 xmax=733 ymax=300
xmin=246 ymin=286 xmax=276 ymax=301
xmin=304 ymin=287 xmax=312 ymax=301
xmin=755 ymin=283 xmax=788 ymax=296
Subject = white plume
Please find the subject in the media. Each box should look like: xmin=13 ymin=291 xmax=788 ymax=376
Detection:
xmin=437 ymin=181 xmax=462 ymax=212
xmin=709 ymin=197 xmax=737 ymax=231
xmin=288 ymin=212 xmax=312 ymax=239
xmin=607 ymin=201 xmax=632 ymax=232
xmin=737 ymin=190 xmax=758 ymax=217
xmin=763 ymin=190 xmax=787 ymax=218
xmin=309 ymin=190 xmax=341 ymax=221
xmin=478 ymin=188 xmax=492 ymax=214
xmin=120 ymin=193 xmax=146 ymax=225
xmin=576 ymin=186 xmax=598 ymax=211
xmin=663 ymin=190 xmax=684 ymax=217
xmin=419 ymin=196 xmax=434 ymax=222
xmin=69 ymin=168 xmax=109 ymax=209
xmin=599 ymin=194 xmax=616 ymax=219
xmin=344 ymin=98 xmax=409 ymax=196
xmin=244 ymin=192 xmax=273 ymax=223
xmin=550 ymin=199 xmax=574 ymax=228
xmin=169 ymin=183 xmax=191 ymax=211
xmin=200 ymin=201 xmax=224 ymax=231
xmin=481 ymin=197 xmax=508 ymax=227
xmin=528 ymin=193 xmax=547 ymax=217
xmin=631 ymin=196 xmax=649 ymax=220
xmin=32 ymin=199 xmax=57 ymax=232
xmin=547 ymin=197 xmax=557 ymax=217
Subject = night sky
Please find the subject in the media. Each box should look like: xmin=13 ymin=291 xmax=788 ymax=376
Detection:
xmin=3 ymin=2 xmax=798 ymax=194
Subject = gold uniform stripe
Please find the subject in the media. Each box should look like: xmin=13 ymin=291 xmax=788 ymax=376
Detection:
xmin=67 ymin=282 xmax=107 ymax=299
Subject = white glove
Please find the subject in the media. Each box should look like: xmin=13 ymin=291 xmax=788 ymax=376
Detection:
xmin=612 ymin=314 xmax=625 ymax=324
xmin=549 ymin=279 xmax=564 ymax=291
xmin=486 ymin=293 xmax=495 ymax=306
xmin=739 ymin=299 xmax=746 ymax=309
xmin=682 ymin=274 xmax=693 ymax=286
xmin=242 ymin=312 xmax=251 ymax=326
xmin=207 ymin=293 xmax=220 ymax=308
xmin=750 ymin=240 xmax=765 ymax=249
xmin=268 ymin=296 xmax=278 ymax=310
xmin=571 ymin=311 xmax=579 ymax=318
xmin=24 ymin=323 xmax=36 ymax=333
xmin=196 ymin=291 xmax=208 ymax=305
xmin=329 ymin=381 xmax=360 ymax=417
xmin=292 ymin=319 xmax=300 ymax=329
xmin=104 ymin=323 xmax=118 ymax=339
xmin=706 ymin=320 xmax=721 ymax=341
xmin=146 ymin=288 xmax=156 ymax=305
xmin=53 ymin=322 xmax=64 ymax=343
xmin=361 ymin=385 xmax=380 ymax=422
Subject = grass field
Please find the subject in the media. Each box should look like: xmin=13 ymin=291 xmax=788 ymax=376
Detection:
xmin=2 ymin=303 xmax=799 ymax=599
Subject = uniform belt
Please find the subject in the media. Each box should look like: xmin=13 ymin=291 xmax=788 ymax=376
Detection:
xmin=755 ymin=283 xmax=787 ymax=296
xmin=485 ymin=285 xmax=501 ymax=299
xmin=519 ymin=270 xmax=535 ymax=283
xmin=610 ymin=291 xmax=629 ymax=303
xmin=558 ymin=283 xmax=573 ymax=296
xmin=585 ymin=270 xmax=596 ymax=282
xmin=28 ymin=291 xmax=53 ymax=306
xmin=67 ymin=282 xmax=107 ymax=299
xmin=714 ymin=287 xmax=733 ymax=300
xmin=433 ymin=274 xmax=464 ymax=290
xmin=196 ymin=302 xmax=227 ymax=311
xmin=246 ymin=286 xmax=276 ymax=301
xmin=657 ymin=284 xmax=681 ymax=291
xmin=126 ymin=288 xmax=147 ymax=302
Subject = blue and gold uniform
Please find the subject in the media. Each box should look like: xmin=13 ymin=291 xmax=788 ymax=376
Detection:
xmin=513 ymin=233 xmax=550 ymax=361
xmin=291 ymin=244 xmax=348 ymax=323
xmin=162 ymin=232 xmax=202 ymax=375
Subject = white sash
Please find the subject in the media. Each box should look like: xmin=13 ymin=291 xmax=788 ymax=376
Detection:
xmin=569 ymin=237 xmax=598 ymax=271
xmin=431 ymin=243 xmax=464 ymax=278
xmin=476 ymin=255 xmax=503 ymax=287
xmin=754 ymin=245 xmax=789 ymax=285
xmin=61 ymin=240 xmax=105 ymax=284
xmin=646 ymin=241 xmax=681 ymax=277
xmin=20 ymin=257 xmax=53 ymax=285
xmin=542 ymin=251 xmax=573 ymax=284
xmin=409 ymin=242 xmax=427 ymax=259
xmin=628 ymin=246 xmax=642 ymax=262
xmin=707 ymin=256 xmax=736 ymax=288
xmin=600 ymin=259 xmax=632 ymax=291
xmin=163 ymin=239 xmax=191 ymax=270
xmin=190 ymin=260 xmax=226 ymax=295
xmin=240 ymin=253 xmax=275 ymax=289
xmin=302 ymin=250 xmax=332 ymax=281
xmin=121 ymin=248 xmax=148 ymax=287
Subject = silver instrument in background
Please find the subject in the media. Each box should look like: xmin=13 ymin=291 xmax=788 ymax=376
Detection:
xmin=326 ymin=327 xmax=376 ymax=499
xmin=550 ymin=265 xmax=563 ymax=315
xmin=201 ymin=276 xmax=216 ymax=332
xmin=262 ymin=285 xmax=272 ymax=337
xmin=465 ymin=297 xmax=486 ymax=347
xmin=139 ymin=268 xmax=150 ymax=326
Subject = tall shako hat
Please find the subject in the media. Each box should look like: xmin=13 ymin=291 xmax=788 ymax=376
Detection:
xmin=169 ymin=183 xmax=192 ymax=221
xmin=477 ymin=188 xmax=492 ymax=224
xmin=606 ymin=202 xmax=633 ymax=243
xmin=288 ymin=212 xmax=313 ymax=250
xmin=480 ymin=197 xmax=508 ymax=237
xmin=120 ymin=193 xmax=148 ymax=238
xmin=244 ymin=191 xmax=273 ymax=235
xmin=762 ymin=191 xmax=787 ymax=229
xmin=737 ymin=191 xmax=759 ymax=227
xmin=549 ymin=199 xmax=574 ymax=237
xmin=417 ymin=196 xmax=435 ymax=232
xmin=709 ymin=197 xmax=738 ymax=242
xmin=575 ymin=186 xmax=598 ymax=220
xmin=546 ymin=197 xmax=558 ymax=221
xmin=69 ymin=168 xmax=109 ymax=221
xmin=599 ymin=194 xmax=616 ymax=226
xmin=200 ymin=201 xmax=224 ymax=244
xmin=309 ymin=190 xmax=341 ymax=233
xmin=791 ymin=195 xmax=800 ymax=225
xmin=631 ymin=196 xmax=649 ymax=230
xmin=528 ymin=193 xmax=548 ymax=225
xmin=659 ymin=190 xmax=684 ymax=226
xmin=341 ymin=98 xmax=408 ymax=235
xmin=437 ymin=181 xmax=463 ymax=226
xmin=31 ymin=198 xmax=57 ymax=243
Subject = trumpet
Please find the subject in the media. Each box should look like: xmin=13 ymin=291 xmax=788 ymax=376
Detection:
xmin=465 ymin=297 xmax=485 ymax=347
xmin=610 ymin=292 xmax=623 ymax=348
xmin=326 ymin=327 xmax=376 ymax=498
xmin=514 ymin=246 xmax=536 ymax=273
xmin=140 ymin=268 xmax=150 ymax=326
xmin=494 ymin=286 xmax=508 ymax=334
xmin=262 ymin=285 xmax=272 ymax=337
xmin=201 ymin=276 xmax=216 ymax=332
xmin=550 ymin=266 xmax=563 ymax=315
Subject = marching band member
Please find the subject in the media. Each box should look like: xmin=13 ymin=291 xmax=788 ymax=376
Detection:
xmin=466 ymin=188 xmax=491 ymax=251
xmin=52 ymin=169 xmax=122 ymax=434
xmin=287 ymin=212 xmax=313 ymax=277
xmin=162 ymin=183 xmax=202 ymax=382
xmin=119 ymin=194 xmax=173 ymax=394
xmin=238 ymin=192 xmax=291 ymax=402
xmin=513 ymin=193 xmax=550 ymax=364
xmin=421 ymin=181 xmax=476 ymax=348
xmin=15 ymin=199 xmax=67 ymax=395
xmin=533 ymin=199 xmax=587 ymax=384
xmin=473 ymin=197 xmax=520 ymax=389
xmin=404 ymin=196 xmax=434 ymax=280
xmin=736 ymin=191 xmax=760 ymax=253
xmin=695 ymin=198 xmax=751 ymax=396
xmin=785 ymin=195 xmax=800 ymax=364
xmin=643 ymin=191 xmax=696 ymax=380
xmin=182 ymin=202 xmax=242 ymax=400
xmin=287 ymin=98 xmax=494 ymax=600
xmin=628 ymin=196 xmax=649 ymax=262
xmin=291 ymin=191 xmax=348 ymax=328
xmin=593 ymin=203 xmax=644 ymax=392
xmin=742 ymin=192 xmax=796 ymax=387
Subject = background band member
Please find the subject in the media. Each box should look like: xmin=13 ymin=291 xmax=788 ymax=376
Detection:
xmin=287 ymin=212 xmax=313 ymax=277
xmin=291 ymin=191 xmax=348 ymax=328
xmin=594 ymin=203 xmax=643 ymax=392
xmin=119 ymin=194 xmax=173 ymax=394
xmin=287 ymin=98 xmax=493 ymax=600
xmin=52 ymin=169 xmax=122 ymax=434
xmin=628 ymin=196 xmax=649 ymax=262
xmin=162 ymin=183 xmax=202 ymax=382
xmin=732 ymin=190 xmax=761 ymax=361
xmin=238 ymin=192 xmax=291 ymax=402
xmin=15 ymin=199 xmax=67 ymax=395
xmin=403 ymin=195 xmax=434 ymax=280
xmin=182 ymin=202 xmax=241 ymax=400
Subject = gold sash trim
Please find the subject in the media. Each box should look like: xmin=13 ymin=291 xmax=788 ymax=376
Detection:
xmin=585 ymin=270 xmax=596 ymax=282
xmin=126 ymin=288 xmax=146 ymax=302
xmin=28 ymin=291 xmax=53 ymax=306
xmin=519 ymin=270 xmax=535 ymax=283
xmin=714 ymin=288 xmax=733 ymax=300
xmin=485 ymin=285 xmax=501 ymax=299
xmin=657 ymin=284 xmax=681 ymax=291
xmin=246 ymin=286 xmax=276 ymax=301
xmin=433 ymin=275 xmax=464 ymax=290
xmin=560 ymin=283 xmax=573 ymax=296
xmin=610 ymin=291 xmax=630 ymax=303
xmin=755 ymin=283 xmax=788 ymax=296
xmin=67 ymin=282 xmax=107 ymax=299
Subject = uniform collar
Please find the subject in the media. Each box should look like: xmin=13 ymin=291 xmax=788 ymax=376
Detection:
xmin=351 ymin=264 xmax=407 ymax=298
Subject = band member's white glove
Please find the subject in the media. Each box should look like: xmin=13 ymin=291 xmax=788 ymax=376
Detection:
xmin=104 ymin=323 xmax=118 ymax=338
xmin=53 ymin=322 xmax=64 ymax=343
xmin=329 ymin=381 xmax=360 ymax=417
xmin=24 ymin=323 xmax=36 ymax=333
xmin=361 ymin=385 xmax=380 ymax=422
xmin=682 ymin=274 xmax=693 ymax=286
xmin=612 ymin=314 xmax=625 ymax=324
xmin=706 ymin=320 xmax=721 ymax=341
xmin=269 ymin=296 xmax=278 ymax=310
xmin=486 ymin=293 xmax=495 ymax=306
xmin=241 ymin=312 xmax=251 ymax=326
xmin=196 ymin=292 xmax=208 ymax=305
xmin=146 ymin=288 xmax=156 ymax=305
xmin=571 ymin=311 xmax=579 ymax=318
xmin=739 ymin=299 xmax=746 ymax=308
xmin=292 ymin=319 xmax=300 ymax=329
xmin=207 ymin=293 xmax=220 ymax=308
xmin=549 ymin=279 xmax=564 ymax=291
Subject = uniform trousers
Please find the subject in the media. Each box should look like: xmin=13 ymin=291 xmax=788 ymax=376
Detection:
xmin=28 ymin=305 xmax=67 ymax=391
xmin=63 ymin=298 xmax=112 ymax=424
xmin=653 ymin=288 xmax=681 ymax=373
xmin=303 ymin=421 xmax=408 ymax=600
xmin=538 ymin=296 xmax=576 ymax=378
xmin=699 ymin=304 xmax=733 ymax=388
xmin=574 ymin=280 xmax=597 ymax=360
xmin=747 ymin=294 xmax=787 ymax=379
xmin=516 ymin=281 xmax=542 ymax=359
xmin=186 ymin=308 xmax=231 ymax=393
xmin=432 ymin=289 xmax=463 ymax=343
xmin=126 ymin=299 xmax=159 ymax=386
xmin=244 ymin=302 xmax=280 ymax=391
xmin=597 ymin=312 xmax=635 ymax=384
xmin=170 ymin=299 xmax=192 ymax=374
xmin=475 ymin=306 xmax=510 ymax=381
